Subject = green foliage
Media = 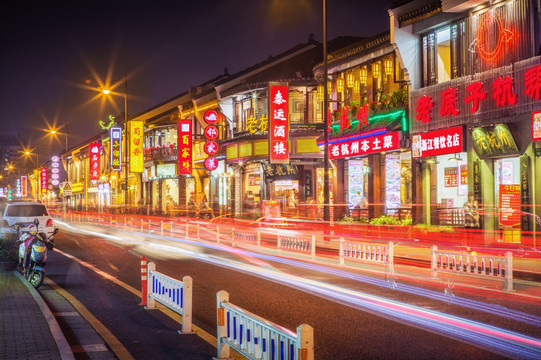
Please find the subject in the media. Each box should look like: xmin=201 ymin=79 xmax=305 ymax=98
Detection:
xmin=340 ymin=215 xmax=355 ymax=224
xmin=369 ymin=215 xmax=401 ymax=225
xmin=413 ymin=224 xmax=455 ymax=233
xmin=0 ymin=238 xmax=18 ymax=261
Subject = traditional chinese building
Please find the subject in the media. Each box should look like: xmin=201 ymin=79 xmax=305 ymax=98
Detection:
xmin=389 ymin=0 xmax=541 ymax=245
xmin=313 ymin=32 xmax=411 ymax=221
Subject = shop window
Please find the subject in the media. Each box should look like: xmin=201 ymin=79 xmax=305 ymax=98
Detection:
xmin=243 ymin=164 xmax=262 ymax=217
xmin=289 ymin=90 xmax=305 ymax=124
xmin=385 ymin=152 xmax=412 ymax=218
xmin=494 ymin=157 xmax=521 ymax=236
xmin=432 ymin=152 xmax=468 ymax=226
xmin=422 ymin=23 xmax=464 ymax=86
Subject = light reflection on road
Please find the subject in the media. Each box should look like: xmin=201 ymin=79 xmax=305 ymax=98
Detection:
xmin=57 ymin=220 xmax=541 ymax=359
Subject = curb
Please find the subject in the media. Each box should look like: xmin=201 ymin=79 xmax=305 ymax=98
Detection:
xmin=15 ymin=271 xmax=74 ymax=360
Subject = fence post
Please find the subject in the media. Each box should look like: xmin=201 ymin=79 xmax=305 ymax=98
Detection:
xmin=197 ymin=224 xmax=200 ymax=239
xmin=110 ymin=216 xmax=113 ymax=226
xmin=297 ymin=324 xmax=314 ymax=360
xmin=148 ymin=219 xmax=152 ymax=232
xmin=139 ymin=257 xmax=147 ymax=306
xmin=231 ymin=228 xmax=235 ymax=247
xmin=141 ymin=219 xmax=144 ymax=232
xmin=216 ymin=290 xmax=230 ymax=359
xmin=161 ymin=221 xmax=164 ymax=236
xmin=185 ymin=223 xmax=189 ymax=239
xmin=217 ymin=225 xmax=220 ymax=244
xmin=505 ymin=251 xmax=513 ymax=292
xmin=170 ymin=221 xmax=173 ymax=237
xmin=181 ymin=276 xmax=193 ymax=333
xmin=277 ymin=236 xmax=282 ymax=250
xmin=146 ymin=262 xmax=156 ymax=309
xmin=257 ymin=230 xmax=261 ymax=247
xmin=311 ymin=235 xmax=316 ymax=258
xmin=339 ymin=237 xmax=344 ymax=265
xmin=431 ymin=245 xmax=438 ymax=278
xmin=388 ymin=241 xmax=394 ymax=275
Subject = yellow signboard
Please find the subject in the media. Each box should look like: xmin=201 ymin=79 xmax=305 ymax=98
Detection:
xmin=129 ymin=120 xmax=144 ymax=173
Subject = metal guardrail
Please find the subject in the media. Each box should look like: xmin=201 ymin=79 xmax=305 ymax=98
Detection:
xmin=216 ymin=290 xmax=313 ymax=360
xmin=277 ymin=235 xmax=316 ymax=258
xmin=339 ymin=238 xmax=394 ymax=274
xmin=431 ymin=245 xmax=513 ymax=291
xmin=146 ymin=262 xmax=193 ymax=333
xmin=232 ymin=228 xmax=260 ymax=247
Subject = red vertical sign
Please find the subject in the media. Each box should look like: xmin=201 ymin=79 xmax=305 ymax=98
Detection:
xmin=178 ymin=120 xmax=192 ymax=175
xmin=40 ymin=168 xmax=47 ymax=194
xmin=89 ymin=142 xmax=100 ymax=181
xmin=499 ymin=184 xmax=521 ymax=227
xmin=269 ymin=82 xmax=289 ymax=164
xmin=21 ymin=176 xmax=27 ymax=197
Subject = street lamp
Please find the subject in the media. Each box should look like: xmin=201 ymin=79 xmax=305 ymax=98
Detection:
xmin=323 ymin=0 xmax=330 ymax=222
xmin=101 ymin=76 xmax=129 ymax=208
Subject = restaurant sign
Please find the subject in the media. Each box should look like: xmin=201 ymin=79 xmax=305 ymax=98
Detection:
xmin=110 ymin=127 xmax=122 ymax=171
xmin=89 ymin=142 xmax=100 ymax=181
xmin=129 ymin=121 xmax=144 ymax=173
xmin=472 ymin=124 xmax=519 ymax=157
xmin=177 ymin=120 xmax=192 ymax=175
xmin=328 ymin=131 xmax=400 ymax=160
xmin=262 ymin=163 xmax=299 ymax=180
xmin=269 ymin=82 xmax=289 ymax=164
xmin=412 ymin=126 xmax=463 ymax=158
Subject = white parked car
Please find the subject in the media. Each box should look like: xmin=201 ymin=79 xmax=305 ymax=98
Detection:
xmin=0 ymin=201 xmax=55 ymax=241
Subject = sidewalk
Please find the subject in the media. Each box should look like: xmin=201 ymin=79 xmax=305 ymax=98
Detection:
xmin=0 ymin=270 xmax=73 ymax=360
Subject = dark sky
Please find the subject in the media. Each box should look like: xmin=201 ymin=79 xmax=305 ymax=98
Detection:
xmin=0 ymin=0 xmax=392 ymax=163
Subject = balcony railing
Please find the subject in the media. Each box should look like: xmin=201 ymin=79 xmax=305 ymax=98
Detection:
xmin=144 ymin=145 xmax=178 ymax=162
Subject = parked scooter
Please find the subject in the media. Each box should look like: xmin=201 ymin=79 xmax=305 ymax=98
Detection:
xmin=12 ymin=219 xmax=59 ymax=288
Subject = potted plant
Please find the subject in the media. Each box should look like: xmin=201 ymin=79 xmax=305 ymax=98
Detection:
xmin=0 ymin=237 xmax=18 ymax=271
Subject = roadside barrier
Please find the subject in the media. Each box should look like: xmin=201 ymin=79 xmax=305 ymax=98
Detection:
xmin=139 ymin=256 xmax=148 ymax=306
xmin=198 ymin=224 xmax=219 ymax=242
xmin=232 ymin=228 xmax=260 ymax=247
xmin=277 ymin=235 xmax=316 ymax=258
xmin=216 ymin=290 xmax=313 ymax=360
xmin=431 ymin=246 xmax=513 ymax=291
xmin=146 ymin=262 xmax=193 ymax=333
xmin=339 ymin=238 xmax=394 ymax=274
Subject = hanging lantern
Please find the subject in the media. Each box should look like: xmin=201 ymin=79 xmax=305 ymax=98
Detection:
xmin=327 ymin=80 xmax=333 ymax=95
xmin=317 ymin=84 xmax=324 ymax=101
xmin=346 ymin=71 xmax=355 ymax=88
xmin=336 ymin=77 xmax=344 ymax=93
xmin=384 ymin=58 xmax=393 ymax=76
xmin=359 ymin=67 xmax=368 ymax=84
xmin=353 ymin=80 xmax=360 ymax=93
xmin=372 ymin=62 xmax=381 ymax=78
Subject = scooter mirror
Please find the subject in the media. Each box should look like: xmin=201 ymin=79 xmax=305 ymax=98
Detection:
xmin=34 ymin=218 xmax=40 ymax=227
xmin=53 ymin=228 xmax=59 ymax=235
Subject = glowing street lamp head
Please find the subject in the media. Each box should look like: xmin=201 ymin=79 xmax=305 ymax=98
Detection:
xmin=102 ymin=89 xmax=111 ymax=95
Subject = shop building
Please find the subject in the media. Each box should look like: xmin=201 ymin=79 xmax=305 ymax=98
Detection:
xmin=389 ymin=0 xmax=541 ymax=244
xmin=313 ymin=32 xmax=411 ymax=221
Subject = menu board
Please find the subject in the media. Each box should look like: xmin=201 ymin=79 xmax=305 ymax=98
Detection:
xmin=348 ymin=160 xmax=364 ymax=209
xmin=499 ymin=184 xmax=521 ymax=227
xmin=385 ymin=155 xmax=401 ymax=209
xmin=444 ymin=167 xmax=458 ymax=187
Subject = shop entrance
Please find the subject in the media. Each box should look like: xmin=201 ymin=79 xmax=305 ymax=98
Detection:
xmin=494 ymin=157 xmax=521 ymax=242
xmin=270 ymin=180 xmax=299 ymax=217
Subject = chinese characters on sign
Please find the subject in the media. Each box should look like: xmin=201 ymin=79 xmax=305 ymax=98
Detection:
xmin=177 ymin=120 xmax=192 ymax=175
xmin=444 ymin=168 xmax=458 ymax=187
xmin=499 ymin=184 xmax=521 ymax=227
xmin=129 ymin=121 xmax=144 ymax=173
xmin=110 ymin=127 xmax=122 ymax=171
xmin=411 ymin=126 xmax=463 ymax=158
xmin=269 ymin=83 xmax=289 ymax=164
xmin=328 ymin=131 xmax=400 ymax=160
xmin=40 ymin=167 xmax=47 ymax=194
xmin=203 ymin=110 xmax=221 ymax=171
xmin=533 ymin=111 xmax=541 ymax=141
xmin=50 ymin=156 xmax=60 ymax=186
xmin=89 ymin=142 xmax=100 ymax=181
xmin=471 ymin=124 xmax=518 ymax=156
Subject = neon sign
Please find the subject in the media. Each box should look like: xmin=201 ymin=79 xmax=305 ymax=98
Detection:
xmin=470 ymin=10 xmax=515 ymax=63
xmin=110 ymin=127 xmax=122 ymax=171
xmin=268 ymin=82 xmax=289 ymax=164
xmin=99 ymin=115 xmax=116 ymax=130
xmin=177 ymin=120 xmax=192 ymax=175
xmin=89 ymin=142 xmax=100 ymax=181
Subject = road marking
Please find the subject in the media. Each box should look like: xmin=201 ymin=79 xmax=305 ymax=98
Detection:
xmin=71 ymin=344 xmax=109 ymax=353
xmin=53 ymin=248 xmax=220 ymax=349
xmin=45 ymin=276 xmax=135 ymax=360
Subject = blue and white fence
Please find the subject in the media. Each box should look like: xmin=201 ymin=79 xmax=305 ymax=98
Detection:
xmin=146 ymin=262 xmax=193 ymax=333
xmin=277 ymin=235 xmax=316 ymax=258
xmin=231 ymin=228 xmax=260 ymax=247
xmin=216 ymin=290 xmax=313 ymax=360
xmin=431 ymin=246 xmax=513 ymax=291
xmin=339 ymin=238 xmax=394 ymax=274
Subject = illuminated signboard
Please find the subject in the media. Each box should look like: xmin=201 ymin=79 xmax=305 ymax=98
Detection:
xmin=89 ymin=142 xmax=100 ymax=181
xmin=21 ymin=175 xmax=27 ymax=197
xmin=51 ymin=156 xmax=60 ymax=186
xmin=203 ymin=110 xmax=219 ymax=124
xmin=533 ymin=111 xmax=541 ymax=141
xmin=129 ymin=120 xmax=144 ymax=173
xmin=110 ymin=127 xmax=122 ymax=171
xmin=268 ymin=82 xmax=289 ymax=164
xmin=499 ymin=184 xmax=521 ymax=227
xmin=328 ymin=131 xmax=400 ymax=160
xmin=178 ymin=120 xmax=192 ymax=175
xmin=411 ymin=126 xmax=464 ymax=158
xmin=204 ymin=156 xmax=218 ymax=171
xmin=204 ymin=140 xmax=218 ymax=155
xmin=203 ymin=110 xmax=221 ymax=172
xmin=471 ymin=124 xmax=518 ymax=157
xmin=40 ymin=167 xmax=47 ymax=194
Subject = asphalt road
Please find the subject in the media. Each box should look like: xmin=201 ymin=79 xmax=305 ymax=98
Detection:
xmin=44 ymin=225 xmax=540 ymax=359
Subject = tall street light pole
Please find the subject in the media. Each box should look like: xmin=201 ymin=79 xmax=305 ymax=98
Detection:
xmin=323 ymin=0 xmax=330 ymax=223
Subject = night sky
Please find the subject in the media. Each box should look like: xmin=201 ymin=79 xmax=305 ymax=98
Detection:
xmin=0 ymin=0 xmax=392 ymax=164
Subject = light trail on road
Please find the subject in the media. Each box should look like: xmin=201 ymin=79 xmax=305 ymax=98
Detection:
xmin=57 ymin=220 xmax=541 ymax=359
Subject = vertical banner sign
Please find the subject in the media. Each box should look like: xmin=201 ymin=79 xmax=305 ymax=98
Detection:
xmin=532 ymin=111 xmax=541 ymax=141
xmin=129 ymin=120 xmax=144 ymax=173
xmin=21 ymin=176 xmax=27 ymax=197
xmin=178 ymin=120 xmax=192 ymax=175
xmin=89 ymin=142 xmax=100 ymax=181
xmin=40 ymin=168 xmax=47 ymax=194
xmin=269 ymin=82 xmax=289 ymax=164
xmin=304 ymin=170 xmax=313 ymax=198
xmin=499 ymin=184 xmax=521 ymax=227
xmin=473 ymin=160 xmax=481 ymax=201
xmin=110 ymin=127 xmax=122 ymax=171
xmin=203 ymin=109 xmax=220 ymax=171
xmin=520 ymin=155 xmax=531 ymax=231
